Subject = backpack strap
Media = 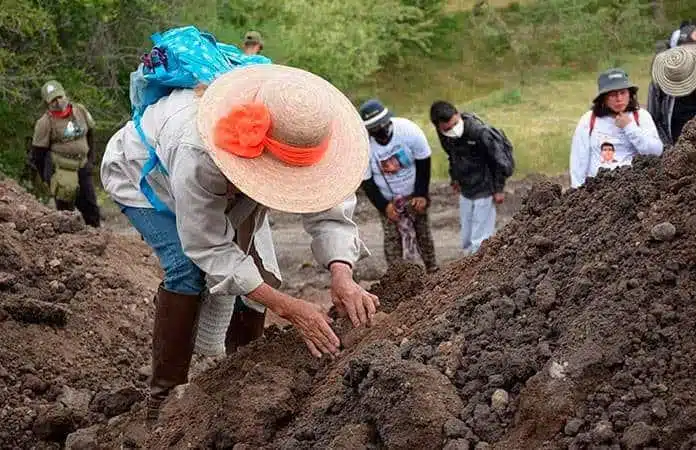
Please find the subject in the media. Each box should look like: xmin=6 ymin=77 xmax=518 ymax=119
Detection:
xmin=633 ymin=110 xmax=640 ymax=126
xmin=135 ymin=113 xmax=173 ymax=216
xmin=589 ymin=112 xmax=596 ymax=136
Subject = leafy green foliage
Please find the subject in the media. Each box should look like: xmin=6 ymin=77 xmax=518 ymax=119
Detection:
xmin=451 ymin=0 xmax=663 ymax=78
xmin=0 ymin=0 xmax=444 ymax=188
xmin=0 ymin=0 xmax=688 ymax=189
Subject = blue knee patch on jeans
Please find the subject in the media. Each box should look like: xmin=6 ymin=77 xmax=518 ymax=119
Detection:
xmin=118 ymin=204 xmax=205 ymax=294
xmin=164 ymin=258 xmax=205 ymax=294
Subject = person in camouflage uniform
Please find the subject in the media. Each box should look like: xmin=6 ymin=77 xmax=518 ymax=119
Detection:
xmin=31 ymin=80 xmax=100 ymax=227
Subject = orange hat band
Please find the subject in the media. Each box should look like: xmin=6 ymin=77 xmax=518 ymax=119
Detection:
xmin=213 ymin=103 xmax=329 ymax=167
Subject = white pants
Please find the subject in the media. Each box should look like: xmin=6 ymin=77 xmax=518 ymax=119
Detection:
xmin=459 ymin=195 xmax=496 ymax=254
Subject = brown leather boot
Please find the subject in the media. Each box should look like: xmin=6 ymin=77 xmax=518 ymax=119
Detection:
xmin=225 ymin=297 xmax=266 ymax=355
xmin=146 ymin=284 xmax=201 ymax=424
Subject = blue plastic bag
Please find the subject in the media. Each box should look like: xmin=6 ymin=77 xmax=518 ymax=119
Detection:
xmin=128 ymin=26 xmax=272 ymax=214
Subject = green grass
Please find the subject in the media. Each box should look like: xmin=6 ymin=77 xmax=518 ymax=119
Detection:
xmin=376 ymin=53 xmax=654 ymax=180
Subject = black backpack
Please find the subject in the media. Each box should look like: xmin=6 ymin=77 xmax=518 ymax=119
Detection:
xmin=463 ymin=112 xmax=515 ymax=177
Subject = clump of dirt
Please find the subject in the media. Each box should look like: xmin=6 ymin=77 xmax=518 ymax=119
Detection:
xmin=366 ymin=261 xmax=426 ymax=313
xmin=91 ymin=118 xmax=696 ymax=449
xmin=0 ymin=179 xmax=158 ymax=449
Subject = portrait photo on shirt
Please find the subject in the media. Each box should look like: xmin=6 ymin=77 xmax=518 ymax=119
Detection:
xmin=600 ymin=141 xmax=617 ymax=164
xmin=378 ymin=145 xmax=412 ymax=174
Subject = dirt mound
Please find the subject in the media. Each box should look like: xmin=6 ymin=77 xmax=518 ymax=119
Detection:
xmin=85 ymin=121 xmax=696 ymax=448
xmin=0 ymin=180 xmax=158 ymax=449
xmin=366 ymin=261 xmax=426 ymax=313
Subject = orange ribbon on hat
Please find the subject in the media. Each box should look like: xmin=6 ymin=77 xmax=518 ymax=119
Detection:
xmin=213 ymin=103 xmax=329 ymax=166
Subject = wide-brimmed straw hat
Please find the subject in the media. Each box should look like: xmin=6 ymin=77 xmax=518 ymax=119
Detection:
xmin=197 ymin=64 xmax=369 ymax=214
xmin=652 ymin=45 xmax=696 ymax=97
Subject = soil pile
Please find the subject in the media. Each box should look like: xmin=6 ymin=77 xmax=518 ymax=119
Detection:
xmin=0 ymin=181 xmax=158 ymax=449
xmin=90 ymin=120 xmax=696 ymax=449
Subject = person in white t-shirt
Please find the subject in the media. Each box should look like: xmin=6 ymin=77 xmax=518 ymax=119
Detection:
xmin=359 ymin=99 xmax=439 ymax=273
xmin=570 ymin=68 xmax=663 ymax=188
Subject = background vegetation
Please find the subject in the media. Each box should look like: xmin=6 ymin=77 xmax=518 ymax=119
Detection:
xmin=0 ymin=0 xmax=691 ymax=196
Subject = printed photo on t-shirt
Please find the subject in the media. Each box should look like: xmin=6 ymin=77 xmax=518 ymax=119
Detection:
xmin=600 ymin=141 xmax=617 ymax=164
xmin=378 ymin=145 xmax=412 ymax=174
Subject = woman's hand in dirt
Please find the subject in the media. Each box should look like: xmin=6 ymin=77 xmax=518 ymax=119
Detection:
xmin=385 ymin=203 xmax=400 ymax=222
xmin=284 ymin=299 xmax=340 ymax=358
xmin=493 ymin=193 xmax=505 ymax=204
xmin=329 ymin=262 xmax=380 ymax=328
xmin=246 ymin=283 xmax=339 ymax=358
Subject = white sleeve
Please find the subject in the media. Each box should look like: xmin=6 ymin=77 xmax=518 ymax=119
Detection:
xmin=169 ymin=146 xmax=264 ymax=296
xmin=406 ymin=120 xmax=432 ymax=159
xmin=622 ymin=110 xmax=664 ymax=157
xmin=301 ymin=194 xmax=369 ymax=269
xmin=569 ymin=115 xmax=591 ymax=189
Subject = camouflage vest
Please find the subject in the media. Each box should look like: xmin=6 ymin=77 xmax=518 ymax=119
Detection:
xmin=45 ymin=105 xmax=91 ymax=171
xmin=42 ymin=105 xmax=92 ymax=202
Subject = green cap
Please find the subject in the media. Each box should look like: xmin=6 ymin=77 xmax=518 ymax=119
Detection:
xmin=244 ymin=31 xmax=263 ymax=46
xmin=41 ymin=80 xmax=66 ymax=104
xmin=595 ymin=68 xmax=637 ymax=102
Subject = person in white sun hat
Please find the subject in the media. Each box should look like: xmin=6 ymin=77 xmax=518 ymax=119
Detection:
xmin=648 ymin=41 xmax=696 ymax=145
xmin=101 ymin=63 xmax=380 ymax=423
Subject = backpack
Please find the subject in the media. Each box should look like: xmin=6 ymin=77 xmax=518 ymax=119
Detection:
xmin=589 ymin=110 xmax=640 ymax=136
xmin=462 ymin=112 xmax=515 ymax=177
xmin=129 ymin=26 xmax=272 ymax=214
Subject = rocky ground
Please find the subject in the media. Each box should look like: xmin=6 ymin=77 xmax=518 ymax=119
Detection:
xmin=0 ymin=165 xmax=540 ymax=449
xmin=6 ymin=120 xmax=696 ymax=449
xmin=93 ymin=120 xmax=696 ymax=449
xmin=0 ymin=182 xmax=160 ymax=449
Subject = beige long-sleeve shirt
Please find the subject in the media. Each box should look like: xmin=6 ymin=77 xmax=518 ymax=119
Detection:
xmin=101 ymin=89 xmax=368 ymax=297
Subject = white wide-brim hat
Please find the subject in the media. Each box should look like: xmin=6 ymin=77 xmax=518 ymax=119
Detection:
xmin=197 ymin=64 xmax=369 ymax=214
xmin=652 ymin=45 xmax=696 ymax=97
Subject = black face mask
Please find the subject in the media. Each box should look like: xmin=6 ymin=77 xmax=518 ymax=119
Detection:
xmin=369 ymin=122 xmax=394 ymax=145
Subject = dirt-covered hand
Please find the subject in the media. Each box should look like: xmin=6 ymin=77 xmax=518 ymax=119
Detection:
xmin=385 ymin=202 xmax=400 ymax=222
xmin=330 ymin=263 xmax=380 ymax=328
xmin=411 ymin=196 xmax=428 ymax=213
xmin=283 ymin=299 xmax=340 ymax=358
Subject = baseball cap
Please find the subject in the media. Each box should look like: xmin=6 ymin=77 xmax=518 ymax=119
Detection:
xmin=41 ymin=80 xmax=66 ymax=104
xmin=244 ymin=31 xmax=264 ymax=47
xmin=359 ymin=99 xmax=393 ymax=130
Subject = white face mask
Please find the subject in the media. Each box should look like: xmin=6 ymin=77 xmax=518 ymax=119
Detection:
xmin=441 ymin=119 xmax=464 ymax=138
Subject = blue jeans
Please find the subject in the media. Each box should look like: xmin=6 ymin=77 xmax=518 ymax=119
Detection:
xmin=459 ymin=195 xmax=496 ymax=254
xmin=119 ymin=205 xmax=205 ymax=295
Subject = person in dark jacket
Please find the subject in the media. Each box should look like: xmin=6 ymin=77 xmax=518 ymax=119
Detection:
xmin=429 ymin=101 xmax=513 ymax=255
xmin=31 ymin=80 xmax=101 ymax=227
xmin=649 ymin=26 xmax=696 ymax=145
xmin=359 ymin=99 xmax=438 ymax=273
xmin=669 ymin=21 xmax=692 ymax=48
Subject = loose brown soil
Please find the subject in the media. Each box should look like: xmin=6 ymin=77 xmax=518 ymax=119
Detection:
xmin=5 ymin=120 xmax=696 ymax=449
xmin=0 ymin=181 xmax=161 ymax=449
